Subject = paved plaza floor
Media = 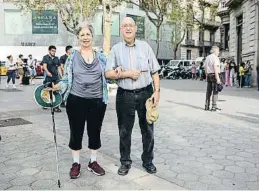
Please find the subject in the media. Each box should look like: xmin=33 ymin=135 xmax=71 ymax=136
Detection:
xmin=0 ymin=78 xmax=259 ymax=190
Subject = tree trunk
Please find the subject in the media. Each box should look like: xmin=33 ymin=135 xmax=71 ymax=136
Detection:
xmin=202 ymin=27 xmax=205 ymax=57
xmin=156 ymin=26 xmax=160 ymax=58
xmin=103 ymin=0 xmax=111 ymax=55
xmin=174 ymin=48 xmax=177 ymax=60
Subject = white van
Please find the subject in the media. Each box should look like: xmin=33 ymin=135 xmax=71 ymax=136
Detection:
xmin=167 ymin=60 xmax=195 ymax=70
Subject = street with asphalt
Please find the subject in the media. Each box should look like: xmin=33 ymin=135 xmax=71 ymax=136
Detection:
xmin=0 ymin=77 xmax=259 ymax=190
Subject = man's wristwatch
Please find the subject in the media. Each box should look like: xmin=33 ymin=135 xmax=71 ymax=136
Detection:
xmin=155 ymin=88 xmax=160 ymax=92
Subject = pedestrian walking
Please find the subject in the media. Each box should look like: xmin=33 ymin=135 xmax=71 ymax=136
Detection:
xmin=220 ymin=58 xmax=226 ymax=84
xmin=52 ymin=23 xmax=115 ymax=178
xmin=6 ymin=55 xmax=16 ymax=89
xmin=244 ymin=61 xmax=252 ymax=87
xmin=225 ymin=62 xmax=230 ymax=86
xmin=229 ymin=61 xmax=237 ymax=87
xmin=28 ymin=54 xmax=37 ymax=85
xmin=59 ymin=45 xmax=73 ymax=75
xmin=204 ymin=46 xmax=221 ymax=111
xmin=239 ymin=62 xmax=245 ymax=88
xmin=41 ymin=45 xmax=63 ymax=112
xmin=105 ymin=17 xmax=160 ymax=176
xmin=191 ymin=61 xmax=197 ymax=80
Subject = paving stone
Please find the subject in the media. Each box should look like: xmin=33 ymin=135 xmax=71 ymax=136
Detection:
xmin=208 ymin=154 xmax=226 ymax=159
xmin=226 ymin=155 xmax=244 ymax=161
xmin=215 ymin=159 xmax=235 ymax=166
xmin=247 ymin=182 xmax=259 ymax=190
xmin=225 ymin=166 xmax=245 ymax=173
xmin=172 ymin=150 xmax=189 ymax=156
xmin=155 ymin=163 xmax=171 ymax=171
xmin=159 ymin=153 xmax=178 ymax=160
xmin=134 ymin=174 xmax=184 ymax=190
xmin=200 ymin=148 xmax=218 ymax=154
xmin=31 ymin=179 xmax=56 ymax=190
xmin=184 ymin=181 xmax=208 ymax=190
xmin=6 ymin=186 xmax=33 ymax=190
xmin=245 ymin=167 xmax=259 ymax=175
xmin=35 ymin=170 xmax=57 ymax=180
xmin=94 ymin=178 xmax=120 ymax=190
xmin=196 ymin=157 xmax=214 ymax=164
xmin=204 ymin=163 xmax=224 ymax=171
xmin=158 ymin=148 xmax=172 ymax=154
xmin=236 ymin=161 xmax=255 ymax=168
xmin=210 ymin=145 xmax=227 ymax=151
xmin=213 ymin=170 xmax=234 ymax=179
xmin=21 ymin=161 xmax=42 ymax=168
xmin=199 ymin=175 xmax=221 ymax=185
xmin=244 ymin=156 xmax=259 ymax=164
xmin=236 ymin=151 xmax=254 ymax=158
xmin=222 ymin=179 xmax=247 ymax=189
xmin=156 ymin=171 xmax=178 ymax=180
xmin=245 ymin=148 xmax=259 ymax=154
xmin=177 ymin=173 xmax=199 ymax=182
xmin=3 ymin=165 xmax=22 ymax=174
xmin=208 ymin=184 xmax=234 ymax=190
xmin=15 ymin=168 xmax=39 ymax=176
xmin=219 ymin=142 xmax=235 ymax=147
xmin=0 ymin=183 xmax=12 ymax=190
xmin=169 ymin=156 xmax=195 ymax=164
xmin=4 ymin=159 xmax=26 ymax=166
xmin=9 ymin=176 xmax=36 ymax=186
xmin=234 ymin=173 xmax=258 ymax=181
xmin=189 ymin=151 xmax=207 ymax=157
xmin=170 ymin=165 xmax=193 ymax=174
xmin=0 ymin=156 xmax=10 ymax=163
xmin=183 ymin=161 xmax=203 ymax=168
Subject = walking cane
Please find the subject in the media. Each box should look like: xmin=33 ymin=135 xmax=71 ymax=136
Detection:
xmin=48 ymin=85 xmax=61 ymax=188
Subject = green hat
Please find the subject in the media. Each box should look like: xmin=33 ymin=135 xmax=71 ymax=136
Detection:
xmin=34 ymin=84 xmax=62 ymax=108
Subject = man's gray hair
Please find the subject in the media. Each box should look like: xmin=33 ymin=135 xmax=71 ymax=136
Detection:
xmin=210 ymin=46 xmax=219 ymax=54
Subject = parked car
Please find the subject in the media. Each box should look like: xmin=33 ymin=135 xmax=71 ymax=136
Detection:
xmin=167 ymin=60 xmax=195 ymax=71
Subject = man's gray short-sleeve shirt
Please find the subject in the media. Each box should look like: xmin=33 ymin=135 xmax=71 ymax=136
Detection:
xmin=105 ymin=40 xmax=160 ymax=90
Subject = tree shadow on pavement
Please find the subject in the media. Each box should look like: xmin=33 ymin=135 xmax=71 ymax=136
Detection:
xmin=236 ymin=112 xmax=259 ymax=119
xmin=166 ymin=100 xmax=204 ymax=110
xmin=218 ymin=113 xmax=259 ymax=125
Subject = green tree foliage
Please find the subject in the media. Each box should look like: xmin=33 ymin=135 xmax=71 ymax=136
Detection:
xmin=128 ymin=0 xmax=171 ymax=58
xmin=169 ymin=0 xmax=194 ymax=59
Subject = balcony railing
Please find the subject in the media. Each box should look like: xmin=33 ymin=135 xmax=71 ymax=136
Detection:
xmin=185 ymin=39 xmax=195 ymax=46
xmin=217 ymin=0 xmax=229 ymax=14
xmin=199 ymin=40 xmax=222 ymax=47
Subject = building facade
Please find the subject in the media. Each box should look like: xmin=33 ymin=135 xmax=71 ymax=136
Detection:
xmin=218 ymin=0 xmax=259 ymax=86
xmin=0 ymin=1 xmax=176 ymax=62
xmin=180 ymin=0 xmax=222 ymax=60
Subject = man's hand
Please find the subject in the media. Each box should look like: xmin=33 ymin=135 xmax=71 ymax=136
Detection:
xmin=114 ymin=66 xmax=123 ymax=78
xmin=151 ymin=91 xmax=160 ymax=106
xmin=130 ymin=70 xmax=141 ymax=80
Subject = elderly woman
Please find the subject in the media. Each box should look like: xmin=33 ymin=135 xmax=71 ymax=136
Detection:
xmin=53 ymin=23 xmax=119 ymax=179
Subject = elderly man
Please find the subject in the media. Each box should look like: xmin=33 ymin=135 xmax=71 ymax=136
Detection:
xmin=105 ymin=17 xmax=160 ymax=176
xmin=204 ymin=46 xmax=221 ymax=111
